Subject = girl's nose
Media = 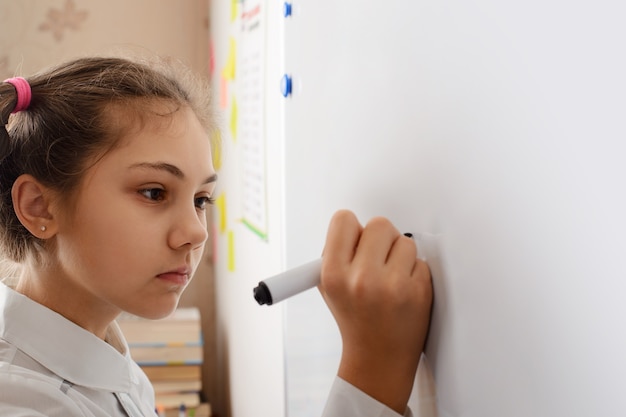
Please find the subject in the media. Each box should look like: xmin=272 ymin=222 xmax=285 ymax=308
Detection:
xmin=168 ymin=206 xmax=209 ymax=250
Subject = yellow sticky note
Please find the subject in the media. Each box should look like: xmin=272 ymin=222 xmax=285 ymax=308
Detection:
xmin=211 ymin=129 xmax=223 ymax=170
xmin=227 ymin=230 xmax=235 ymax=272
xmin=229 ymin=38 xmax=237 ymax=79
xmin=221 ymin=38 xmax=236 ymax=81
xmin=230 ymin=0 xmax=238 ymax=22
xmin=229 ymin=98 xmax=238 ymax=141
xmin=215 ymin=192 xmax=227 ymax=233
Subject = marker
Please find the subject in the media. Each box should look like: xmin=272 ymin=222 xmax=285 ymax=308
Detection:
xmin=253 ymin=233 xmax=414 ymax=306
xmin=254 ymin=259 xmax=322 ymax=305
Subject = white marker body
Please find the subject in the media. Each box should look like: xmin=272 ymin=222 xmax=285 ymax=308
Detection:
xmin=262 ymin=259 xmax=322 ymax=304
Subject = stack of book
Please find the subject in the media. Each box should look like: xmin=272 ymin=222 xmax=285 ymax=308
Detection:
xmin=117 ymin=307 xmax=210 ymax=416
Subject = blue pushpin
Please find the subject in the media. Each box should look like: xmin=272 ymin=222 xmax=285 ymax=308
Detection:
xmin=283 ymin=2 xmax=292 ymax=17
xmin=280 ymin=74 xmax=292 ymax=97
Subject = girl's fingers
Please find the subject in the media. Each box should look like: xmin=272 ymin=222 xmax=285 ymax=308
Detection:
xmin=352 ymin=216 xmax=401 ymax=267
xmin=322 ymin=210 xmax=363 ymax=265
xmin=386 ymin=233 xmax=418 ymax=277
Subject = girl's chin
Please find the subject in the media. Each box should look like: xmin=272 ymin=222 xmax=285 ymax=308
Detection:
xmin=126 ymin=296 xmax=181 ymax=320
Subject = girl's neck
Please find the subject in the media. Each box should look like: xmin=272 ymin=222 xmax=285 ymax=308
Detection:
xmin=16 ymin=265 xmax=120 ymax=340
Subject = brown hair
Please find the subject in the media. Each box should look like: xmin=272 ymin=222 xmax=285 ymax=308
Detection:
xmin=0 ymin=56 xmax=217 ymax=263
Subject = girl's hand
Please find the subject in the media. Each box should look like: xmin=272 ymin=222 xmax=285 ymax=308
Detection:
xmin=319 ymin=210 xmax=433 ymax=415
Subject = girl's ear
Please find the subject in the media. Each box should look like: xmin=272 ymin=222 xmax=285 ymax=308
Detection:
xmin=11 ymin=174 xmax=58 ymax=238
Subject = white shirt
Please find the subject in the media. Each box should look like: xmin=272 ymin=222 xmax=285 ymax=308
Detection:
xmin=0 ymin=282 xmax=411 ymax=417
xmin=324 ymin=377 xmax=413 ymax=417
xmin=0 ymin=282 xmax=155 ymax=416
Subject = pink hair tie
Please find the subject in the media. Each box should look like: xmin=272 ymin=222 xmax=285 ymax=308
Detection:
xmin=4 ymin=77 xmax=32 ymax=113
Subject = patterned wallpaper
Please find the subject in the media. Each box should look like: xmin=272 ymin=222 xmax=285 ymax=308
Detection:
xmin=0 ymin=0 xmax=210 ymax=79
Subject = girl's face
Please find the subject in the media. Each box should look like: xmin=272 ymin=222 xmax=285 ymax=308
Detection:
xmin=52 ymin=105 xmax=217 ymax=322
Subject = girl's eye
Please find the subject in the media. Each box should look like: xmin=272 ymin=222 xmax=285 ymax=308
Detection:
xmin=139 ymin=188 xmax=166 ymax=202
xmin=195 ymin=196 xmax=215 ymax=210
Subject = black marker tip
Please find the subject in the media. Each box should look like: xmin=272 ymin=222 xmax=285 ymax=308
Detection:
xmin=253 ymin=282 xmax=273 ymax=305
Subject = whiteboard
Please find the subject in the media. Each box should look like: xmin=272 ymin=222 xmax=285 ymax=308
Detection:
xmin=281 ymin=1 xmax=626 ymax=416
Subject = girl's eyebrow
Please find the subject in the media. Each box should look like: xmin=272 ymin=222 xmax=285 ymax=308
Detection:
xmin=128 ymin=162 xmax=218 ymax=184
xmin=204 ymin=173 xmax=219 ymax=184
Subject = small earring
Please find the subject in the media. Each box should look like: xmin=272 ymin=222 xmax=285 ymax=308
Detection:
xmin=40 ymin=225 xmax=46 ymax=232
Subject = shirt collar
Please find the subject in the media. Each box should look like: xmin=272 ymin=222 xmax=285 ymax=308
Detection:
xmin=0 ymin=282 xmax=137 ymax=392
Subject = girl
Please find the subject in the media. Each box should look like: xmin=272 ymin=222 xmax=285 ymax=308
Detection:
xmin=0 ymin=56 xmax=432 ymax=417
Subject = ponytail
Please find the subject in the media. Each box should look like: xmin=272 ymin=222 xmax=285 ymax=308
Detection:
xmin=0 ymin=77 xmax=32 ymax=163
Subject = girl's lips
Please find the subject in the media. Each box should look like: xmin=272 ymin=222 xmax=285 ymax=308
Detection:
xmin=157 ymin=272 xmax=190 ymax=285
